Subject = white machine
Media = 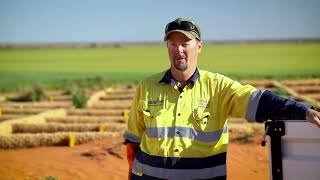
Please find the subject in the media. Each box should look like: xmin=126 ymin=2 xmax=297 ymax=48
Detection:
xmin=263 ymin=120 xmax=320 ymax=180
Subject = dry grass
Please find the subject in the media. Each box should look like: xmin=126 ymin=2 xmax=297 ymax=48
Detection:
xmin=0 ymin=109 xmax=66 ymax=135
xmin=0 ymin=101 xmax=72 ymax=109
xmin=86 ymin=90 xmax=106 ymax=107
xmin=1 ymin=107 xmax=46 ymax=115
xmin=12 ymin=123 xmax=126 ymax=133
xmin=0 ymin=131 xmax=121 ymax=149
xmin=90 ymin=101 xmax=132 ymax=110
xmin=100 ymin=95 xmax=133 ymax=101
xmin=0 ymin=114 xmax=26 ymax=122
xmin=67 ymin=109 xmax=125 ymax=116
xmin=46 ymin=116 xmax=125 ymax=124
xmin=106 ymin=87 xmax=136 ymax=94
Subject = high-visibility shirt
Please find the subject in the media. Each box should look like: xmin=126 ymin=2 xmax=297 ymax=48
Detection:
xmin=124 ymin=69 xmax=257 ymax=179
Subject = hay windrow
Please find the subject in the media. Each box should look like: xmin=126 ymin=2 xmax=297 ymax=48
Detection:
xmin=0 ymin=102 xmax=72 ymax=109
xmin=0 ymin=131 xmax=121 ymax=149
xmin=90 ymin=102 xmax=131 ymax=109
xmin=0 ymin=109 xmax=66 ymax=135
xmin=46 ymin=116 xmax=124 ymax=124
xmin=12 ymin=123 xmax=126 ymax=133
xmin=67 ymin=109 xmax=125 ymax=116
xmin=2 ymin=108 xmax=45 ymax=115
xmin=0 ymin=114 xmax=26 ymax=122
xmin=100 ymin=95 xmax=133 ymax=101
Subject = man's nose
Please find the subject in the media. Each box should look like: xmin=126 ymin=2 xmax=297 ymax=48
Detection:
xmin=176 ymin=45 xmax=185 ymax=53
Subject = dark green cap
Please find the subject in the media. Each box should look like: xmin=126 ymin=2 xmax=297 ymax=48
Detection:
xmin=164 ymin=17 xmax=201 ymax=41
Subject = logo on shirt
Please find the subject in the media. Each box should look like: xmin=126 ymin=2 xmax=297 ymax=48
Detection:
xmin=198 ymin=99 xmax=210 ymax=109
xmin=148 ymin=98 xmax=164 ymax=106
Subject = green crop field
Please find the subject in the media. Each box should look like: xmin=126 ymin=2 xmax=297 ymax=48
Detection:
xmin=0 ymin=43 xmax=320 ymax=92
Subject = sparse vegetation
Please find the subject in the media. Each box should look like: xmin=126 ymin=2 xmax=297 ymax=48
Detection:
xmin=272 ymin=87 xmax=290 ymax=97
xmin=234 ymin=130 xmax=254 ymax=143
xmin=72 ymin=89 xmax=87 ymax=108
xmin=6 ymin=85 xmax=47 ymax=102
xmin=45 ymin=175 xmax=58 ymax=180
xmin=61 ymin=83 xmax=88 ymax=108
xmin=62 ymin=83 xmax=79 ymax=95
xmin=230 ymin=126 xmax=263 ymax=144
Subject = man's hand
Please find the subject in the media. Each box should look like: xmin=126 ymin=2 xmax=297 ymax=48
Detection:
xmin=306 ymin=108 xmax=320 ymax=128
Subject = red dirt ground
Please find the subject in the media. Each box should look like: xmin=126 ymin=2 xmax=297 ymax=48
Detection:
xmin=0 ymin=132 xmax=269 ymax=180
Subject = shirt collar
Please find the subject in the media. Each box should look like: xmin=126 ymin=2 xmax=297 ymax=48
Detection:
xmin=159 ymin=68 xmax=199 ymax=86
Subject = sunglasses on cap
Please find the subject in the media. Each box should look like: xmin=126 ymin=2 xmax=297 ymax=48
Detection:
xmin=165 ymin=21 xmax=201 ymax=39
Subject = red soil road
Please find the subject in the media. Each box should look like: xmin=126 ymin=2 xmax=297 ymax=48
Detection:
xmin=0 ymin=135 xmax=269 ymax=180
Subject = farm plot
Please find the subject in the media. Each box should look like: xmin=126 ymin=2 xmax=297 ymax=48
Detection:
xmin=1 ymin=79 xmax=319 ymax=149
xmin=277 ymin=79 xmax=320 ymax=108
xmin=0 ymin=89 xmax=73 ymax=122
xmin=0 ymin=85 xmax=134 ymax=149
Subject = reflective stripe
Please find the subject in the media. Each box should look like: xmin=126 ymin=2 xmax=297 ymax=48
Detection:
xmin=146 ymin=126 xmax=227 ymax=143
xmin=133 ymin=158 xmax=226 ymax=180
xmin=246 ymin=90 xmax=265 ymax=122
xmin=123 ymin=131 xmax=141 ymax=143
xmin=223 ymin=121 xmax=228 ymax=133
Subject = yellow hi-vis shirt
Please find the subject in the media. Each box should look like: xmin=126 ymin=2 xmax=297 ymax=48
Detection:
xmin=124 ymin=69 xmax=256 ymax=179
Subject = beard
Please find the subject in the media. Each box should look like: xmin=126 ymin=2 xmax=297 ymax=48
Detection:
xmin=173 ymin=58 xmax=188 ymax=71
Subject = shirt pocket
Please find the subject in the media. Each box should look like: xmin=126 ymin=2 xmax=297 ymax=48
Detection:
xmin=142 ymin=108 xmax=167 ymax=127
xmin=192 ymin=108 xmax=211 ymax=131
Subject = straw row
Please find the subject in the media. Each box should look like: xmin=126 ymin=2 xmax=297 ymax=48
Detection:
xmin=281 ymin=79 xmax=320 ymax=87
xmin=1 ymin=108 xmax=47 ymax=115
xmin=0 ymin=131 xmax=121 ymax=149
xmin=48 ymin=95 xmax=72 ymax=101
xmin=67 ymin=109 xmax=126 ymax=116
xmin=46 ymin=116 xmax=125 ymax=124
xmin=106 ymin=88 xmax=136 ymax=94
xmin=0 ymin=102 xmax=72 ymax=109
xmin=291 ymin=87 xmax=320 ymax=94
xmin=0 ymin=114 xmax=26 ymax=122
xmin=90 ymin=102 xmax=131 ymax=109
xmin=12 ymin=123 xmax=126 ymax=133
xmin=100 ymin=95 xmax=133 ymax=101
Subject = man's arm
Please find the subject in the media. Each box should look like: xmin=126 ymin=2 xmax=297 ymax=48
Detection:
xmin=246 ymin=90 xmax=320 ymax=127
xmin=123 ymin=84 xmax=145 ymax=179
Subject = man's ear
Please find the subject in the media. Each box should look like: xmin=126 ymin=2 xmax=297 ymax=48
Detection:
xmin=197 ymin=40 xmax=203 ymax=53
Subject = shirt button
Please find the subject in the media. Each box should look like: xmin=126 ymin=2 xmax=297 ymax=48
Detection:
xmin=179 ymin=96 xmax=182 ymax=98
xmin=178 ymin=113 xmax=181 ymax=116
xmin=174 ymin=149 xmax=179 ymax=152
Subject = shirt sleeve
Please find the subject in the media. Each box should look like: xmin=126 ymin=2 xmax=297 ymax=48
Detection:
xmin=254 ymin=90 xmax=310 ymax=122
xmin=219 ymin=76 xmax=257 ymax=118
xmin=123 ymin=83 xmax=145 ymax=144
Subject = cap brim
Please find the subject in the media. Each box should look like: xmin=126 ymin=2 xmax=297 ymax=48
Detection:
xmin=164 ymin=30 xmax=196 ymax=41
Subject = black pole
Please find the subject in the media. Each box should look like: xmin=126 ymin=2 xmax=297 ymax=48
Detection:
xmin=265 ymin=121 xmax=285 ymax=180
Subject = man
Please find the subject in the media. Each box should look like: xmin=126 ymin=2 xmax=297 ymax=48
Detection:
xmin=123 ymin=17 xmax=320 ymax=180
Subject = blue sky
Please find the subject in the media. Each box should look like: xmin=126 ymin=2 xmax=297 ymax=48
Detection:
xmin=0 ymin=0 xmax=320 ymax=43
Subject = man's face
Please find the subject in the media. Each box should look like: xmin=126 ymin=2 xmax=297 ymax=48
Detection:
xmin=166 ymin=32 xmax=203 ymax=72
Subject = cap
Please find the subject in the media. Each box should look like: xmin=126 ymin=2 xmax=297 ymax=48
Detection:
xmin=164 ymin=17 xmax=201 ymax=41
